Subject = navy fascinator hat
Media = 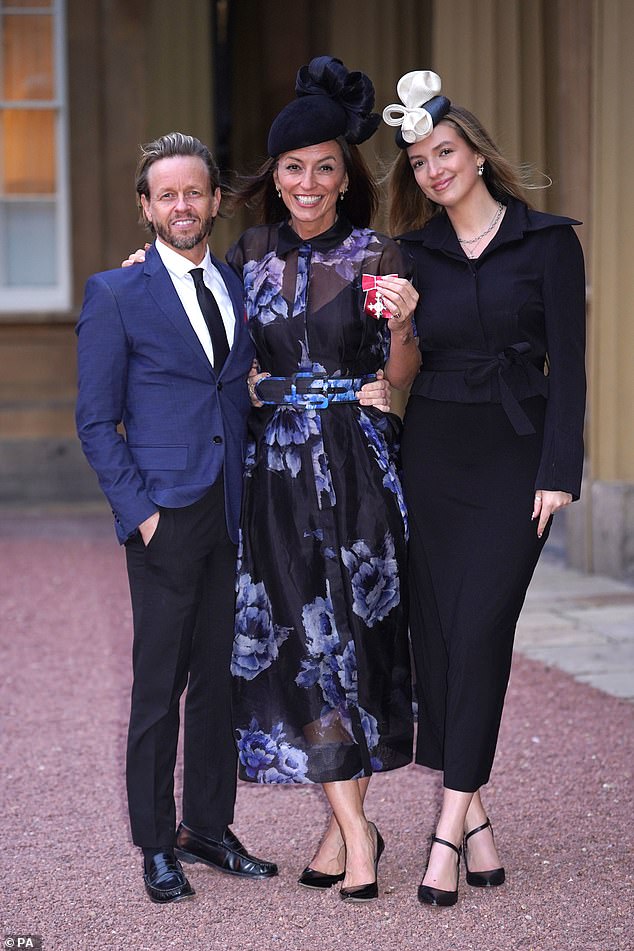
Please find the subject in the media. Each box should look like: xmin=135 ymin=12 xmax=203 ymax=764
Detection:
xmin=382 ymin=70 xmax=451 ymax=148
xmin=267 ymin=56 xmax=381 ymax=157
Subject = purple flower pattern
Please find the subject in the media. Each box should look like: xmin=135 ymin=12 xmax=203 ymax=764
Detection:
xmin=341 ymin=532 xmax=400 ymax=628
xmin=313 ymin=229 xmax=381 ymax=283
xmin=231 ymin=572 xmax=291 ymax=680
xmin=296 ymin=587 xmax=381 ymax=767
xmin=310 ymin=414 xmax=336 ymax=508
xmin=243 ymin=247 xmax=308 ymax=326
xmin=357 ymin=410 xmax=408 ymax=538
xmin=296 ymin=584 xmax=346 ymax=709
xmin=237 ymin=718 xmax=309 ymax=783
xmin=243 ymin=254 xmax=288 ymax=325
xmin=263 ymin=407 xmax=319 ymax=476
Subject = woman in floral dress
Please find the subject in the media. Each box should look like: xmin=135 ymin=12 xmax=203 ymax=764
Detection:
xmin=228 ymin=57 xmax=420 ymax=901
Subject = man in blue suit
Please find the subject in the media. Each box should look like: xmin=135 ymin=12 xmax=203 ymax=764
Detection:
xmin=76 ymin=133 xmax=277 ymax=903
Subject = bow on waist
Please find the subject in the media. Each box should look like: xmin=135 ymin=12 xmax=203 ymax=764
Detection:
xmin=421 ymin=343 xmax=547 ymax=435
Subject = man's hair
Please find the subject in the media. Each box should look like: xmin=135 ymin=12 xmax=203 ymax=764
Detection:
xmin=135 ymin=132 xmax=221 ymax=231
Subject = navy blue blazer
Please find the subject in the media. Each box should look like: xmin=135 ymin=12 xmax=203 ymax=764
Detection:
xmin=75 ymin=243 xmax=254 ymax=543
xmin=399 ymin=198 xmax=587 ymax=499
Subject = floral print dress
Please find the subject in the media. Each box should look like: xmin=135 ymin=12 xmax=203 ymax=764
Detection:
xmin=228 ymin=217 xmax=413 ymax=784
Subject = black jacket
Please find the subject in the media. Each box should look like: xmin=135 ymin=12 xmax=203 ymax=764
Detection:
xmin=399 ymin=198 xmax=587 ymax=498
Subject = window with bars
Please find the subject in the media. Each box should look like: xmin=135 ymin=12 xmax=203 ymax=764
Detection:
xmin=0 ymin=0 xmax=70 ymax=313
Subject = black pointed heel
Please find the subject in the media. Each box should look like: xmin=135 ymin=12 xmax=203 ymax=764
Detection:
xmin=298 ymin=866 xmax=345 ymax=889
xmin=463 ymin=818 xmax=505 ymax=887
xmin=340 ymin=823 xmax=384 ymax=903
xmin=417 ymin=835 xmax=461 ymax=907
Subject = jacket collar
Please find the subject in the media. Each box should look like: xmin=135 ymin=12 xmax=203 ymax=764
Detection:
xmin=398 ymin=197 xmax=581 ymax=260
xmin=142 ymin=243 xmax=241 ymax=378
xmin=276 ymin=215 xmax=354 ymax=255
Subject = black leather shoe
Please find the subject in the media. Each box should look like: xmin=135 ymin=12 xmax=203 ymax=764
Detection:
xmin=175 ymin=823 xmax=278 ymax=879
xmin=298 ymin=866 xmax=345 ymax=889
xmin=417 ymin=835 xmax=461 ymax=907
xmin=143 ymin=850 xmax=195 ymax=904
xmin=340 ymin=823 xmax=384 ymax=903
xmin=463 ymin=818 xmax=506 ymax=887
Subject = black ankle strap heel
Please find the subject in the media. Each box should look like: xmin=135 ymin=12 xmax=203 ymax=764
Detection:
xmin=417 ymin=834 xmax=462 ymax=907
xmin=463 ymin=818 xmax=506 ymax=887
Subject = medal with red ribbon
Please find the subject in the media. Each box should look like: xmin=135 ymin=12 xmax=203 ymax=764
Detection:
xmin=362 ymin=273 xmax=398 ymax=319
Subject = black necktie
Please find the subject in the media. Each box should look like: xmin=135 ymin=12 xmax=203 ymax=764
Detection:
xmin=189 ymin=268 xmax=230 ymax=372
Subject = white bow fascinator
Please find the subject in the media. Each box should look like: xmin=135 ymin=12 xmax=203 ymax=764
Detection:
xmin=382 ymin=70 xmax=451 ymax=146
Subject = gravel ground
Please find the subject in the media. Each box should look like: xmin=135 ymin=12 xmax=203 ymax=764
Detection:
xmin=1 ymin=513 xmax=632 ymax=951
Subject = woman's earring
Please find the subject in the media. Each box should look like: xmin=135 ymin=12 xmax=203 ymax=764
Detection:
xmin=477 ymin=163 xmax=484 ymax=176
xmin=339 ymin=185 xmax=348 ymax=199
xmin=276 ymin=188 xmax=282 ymax=198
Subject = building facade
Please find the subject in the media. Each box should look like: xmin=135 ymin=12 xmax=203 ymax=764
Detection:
xmin=1 ymin=0 xmax=632 ymax=580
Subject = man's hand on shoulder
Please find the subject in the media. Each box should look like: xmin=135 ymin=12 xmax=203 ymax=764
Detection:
xmin=138 ymin=511 xmax=160 ymax=545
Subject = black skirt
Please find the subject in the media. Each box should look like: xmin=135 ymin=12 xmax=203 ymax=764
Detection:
xmin=231 ymin=404 xmax=413 ymax=785
xmin=401 ymin=395 xmax=549 ymax=791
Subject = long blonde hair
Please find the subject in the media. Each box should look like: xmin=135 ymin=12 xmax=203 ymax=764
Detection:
xmin=387 ymin=105 xmax=531 ymax=236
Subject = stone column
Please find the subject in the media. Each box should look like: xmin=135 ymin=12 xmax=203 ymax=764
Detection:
xmin=431 ymin=0 xmax=548 ymax=192
xmin=588 ymin=0 xmax=634 ymax=580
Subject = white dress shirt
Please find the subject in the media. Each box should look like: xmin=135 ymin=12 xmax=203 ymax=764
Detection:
xmin=155 ymin=238 xmax=236 ymax=367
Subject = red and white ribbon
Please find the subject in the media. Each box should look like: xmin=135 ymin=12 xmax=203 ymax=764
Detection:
xmin=362 ymin=273 xmax=398 ymax=319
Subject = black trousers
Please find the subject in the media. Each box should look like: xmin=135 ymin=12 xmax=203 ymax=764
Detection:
xmin=402 ymin=397 xmax=549 ymax=792
xmin=124 ymin=479 xmax=238 ymax=848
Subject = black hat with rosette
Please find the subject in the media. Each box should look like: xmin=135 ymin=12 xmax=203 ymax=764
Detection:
xmin=267 ymin=56 xmax=381 ymax=157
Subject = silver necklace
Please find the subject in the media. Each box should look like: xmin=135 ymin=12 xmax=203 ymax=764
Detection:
xmin=457 ymin=202 xmax=504 ymax=251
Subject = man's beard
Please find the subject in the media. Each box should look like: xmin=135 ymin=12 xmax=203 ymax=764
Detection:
xmin=155 ymin=213 xmax=215 ymax=250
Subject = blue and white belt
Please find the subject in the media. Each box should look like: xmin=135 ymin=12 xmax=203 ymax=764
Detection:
xmin=254 ymin=371 xmax=377 ymax=409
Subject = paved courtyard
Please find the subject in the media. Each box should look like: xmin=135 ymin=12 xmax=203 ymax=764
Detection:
xmin=1 ymin=508 xmax=632 ymax=951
